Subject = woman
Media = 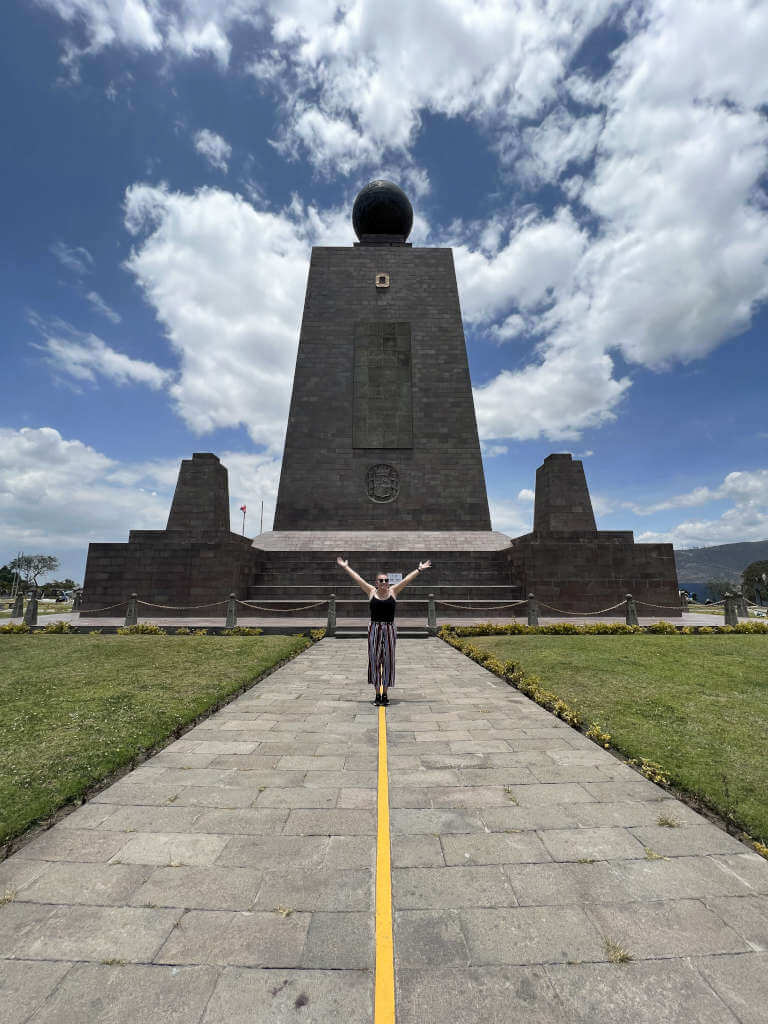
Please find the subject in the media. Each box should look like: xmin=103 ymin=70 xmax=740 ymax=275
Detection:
xmin=336 ymin=557 xmax=432 ymax=705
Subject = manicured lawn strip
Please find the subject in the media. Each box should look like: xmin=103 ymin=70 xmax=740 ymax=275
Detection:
xmin=469 ymin=635 xmax=768 ymax=843
xmin=0 ymin=634 xmax=310 ymax=847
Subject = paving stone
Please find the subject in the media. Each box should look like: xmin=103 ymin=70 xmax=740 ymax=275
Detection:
xmin=156 ymin=909 xmax=310 ymax=967
xmin=337 ymin=788 xmax=377 ymax=809
xmin=428 ymin=785 xmax=520 ymax=808
xmin=254 ymin=869 xmax=372 ymax=912
xmin=302 ymin=771 xmax=377 ymax=789
xmin=0 ymin=959 xmax=72 ymax=1024
xmin=301 ymin=912 xmax=373 ymax=969
xmin=704 ymin=895 xmax=768 ymax=948
xmin=15 ymin=829 xmax=128 ymax=863
xmin=391 ymin=836 xmax=444 ymax=868
xmin=461 ymin=905 xmax=604 ymax=965
xmin=277 ymin=756 xmax=346 ymax=771
xmin=216 ymin=836 xmax=328 ymax=870
xmin=395 ymin=769 xmax=461 ymax=787
xmin=539 ymin=827 xmax=647 ymax=862
xmin=628 ymin=824 xmax=747 ymax=857
xmin=480 ymin=805 xmax=580 ymax=831
xmin=16 ymin=862 xmax=152 ymax=906
xmin=709 ymin=854 xmax=768 ymax=894
xmin=546 ymin=959 xmax=740 ymax=1024
xmin=131 ymin=866 xmax=263 ymax=911
xmin=92 ymin=783 xmax=183 ymax=806
xmin=389 ymin=786 xmax=433 ymax=809
xmin=585 ymin=900 xmax=750 ymax=958
xmin=390 ymin=809 xmax=485 ymax=834
xmin=0 ymin=858 xmax=51 ymax=893
xmin=191 ymin=808 xmax=289 ymax=835
xmin=441 ymin=832 xmax=552 ymax=866
xmin=611 ymin=856 xmax=757 ymax=901
xmin=506 ymin=861 xmax=631 ymax=906
xmin=501 ymin=783 xmax=594 ymax=806
xmin=57 ymin=803 xmax=120 ymax=829
xmin=324 ymin=836 xmax=376 ymax=870
xmin=254 ymin=787 xmax=338 ymax=809
xmin=201 ymin=966 xmax=372 ymax=1023
xmin=153 ymin=768 xmax=240 ymax=788
xmin=394 ymin=909 xmax=469 ymax=967
xmin=393 ymin=866 xmax=517 ymax=909
xmin=283 ymin=810 xmax=376 ymax=835
xmin=114 ymin=833 xmax=229 ymax=866
xmin=98 ymin=805 xmax=202 ymax=833
xmin=170 ymin=786 xmax=258 ymax=808
xmin=396 ymin=966 xmax=564 ymax=1023
xmin=581 ymin=780 xmax=665 ymax=803
xmin=694 ymin=952 xmax=768 ymax=1024
xmin=458 ymin=767 xmax=538 ymax=786
xmin=152 ymin=751 xmax=220 ymax=769
xmin=18 ymin=905 xmax=181 ymax=962
xmin=26 ymin=963 xmax=219 ymax=1024
xmin=570 ymin=799 xmax=702 ymax=828
xmin=207 ymin=754 xmax=281 ymax=770
xmin=0 ymin=901 xmax=57 ymax=957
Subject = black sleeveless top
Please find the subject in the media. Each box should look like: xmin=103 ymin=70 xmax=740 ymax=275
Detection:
xmin=370 ymin=595 xmax=396 ymax=623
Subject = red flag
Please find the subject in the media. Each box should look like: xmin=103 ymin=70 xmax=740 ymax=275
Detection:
xmin=240 ymin=504 xmax=247 ymax=512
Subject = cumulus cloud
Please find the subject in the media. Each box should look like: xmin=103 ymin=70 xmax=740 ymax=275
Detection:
xmin=32 ymin=317 xmax=172 ymax=390
xmin=628 ymin=469 xmax=768 ymax=548
xmin=123 ymin=183 xmax=349 ymax=451
xmin=0 ymin=426 xmax=282 ymax=576
xmin=194 ymin=128 xmax=232 ymax=173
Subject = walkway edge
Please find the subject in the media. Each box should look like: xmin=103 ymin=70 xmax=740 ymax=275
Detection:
xmin=375 ymin=705 xmax=395 ymax=1022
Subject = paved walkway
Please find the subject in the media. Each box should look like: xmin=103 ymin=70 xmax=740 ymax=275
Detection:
xmin=1 ymin=639 xmax=767 ymax=1022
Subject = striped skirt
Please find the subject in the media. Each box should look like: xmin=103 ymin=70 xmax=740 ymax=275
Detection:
xmin=367 ymin=622 xmax=397 ymax=688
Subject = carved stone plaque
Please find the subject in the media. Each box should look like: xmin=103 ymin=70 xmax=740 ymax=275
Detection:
xmin=353 ymin=321 xmax=413 ymax=448
xmin=366 ymin=463 xmax=400 ymax=503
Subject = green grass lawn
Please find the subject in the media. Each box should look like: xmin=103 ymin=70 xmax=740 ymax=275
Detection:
xmin=0 ymin=634 xmax=310 ymax=846
xmin=0 ymin=603 xmax=73 ymax=619
xmin=470 ymin=635 xmax=768 ymax=843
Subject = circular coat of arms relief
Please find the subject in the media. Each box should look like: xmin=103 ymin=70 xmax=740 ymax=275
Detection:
xmin=366 ymin=464 xmax=400 ymax=503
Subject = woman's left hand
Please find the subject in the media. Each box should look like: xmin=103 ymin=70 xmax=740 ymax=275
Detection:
xmin=418 ymin=560 xmax=431 ymax=572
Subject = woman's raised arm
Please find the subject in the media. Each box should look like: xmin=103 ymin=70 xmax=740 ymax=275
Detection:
xmin=336 ymin=557 xmax=374 ymax=596
xmin=391 ymin=560 xmax=431 ymax=596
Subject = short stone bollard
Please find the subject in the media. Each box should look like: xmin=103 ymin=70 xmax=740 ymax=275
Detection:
xmin=680 ymin=591 xmax=688 ymax=612
xmin=327 ymin=593 xmax=336 ymax=637
xmin=427 ymin=593 xmax=437 ymax=634
xmin=22 ymin=589 xmax=38 ymax=626
xmin=226 ymin=593 xmax=237 ymax=628
xmin=527 ymin=593 xmax=538 ymax=627
xmin=71 ymin=589 xmax=82 ymax=612
xmin=723 ymin=594 xmax=738 ymax=627
xmin=625 ymin=594 xmax=639 ymax=627
xmin=124 ymin=593 xmax=138 ymax=627
xmin=737 ymin=595 xmax=749 ymax=618
xmin=12 ymin=592 xmax=24 ymax=618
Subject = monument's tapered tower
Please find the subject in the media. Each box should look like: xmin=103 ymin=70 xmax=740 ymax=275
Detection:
xmin=274 ymin=180 xmax=490 ymax=532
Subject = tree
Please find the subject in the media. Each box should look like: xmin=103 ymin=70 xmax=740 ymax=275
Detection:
xmin=742 ymin=560 xmax=768 ymax=604
xmin=40 ymin=578 xmax=78 ymax=598
xmin=8 ymin=554 xmax=61 ymax=591
xmin=706 ymin=577 xmax=739 ymax=601
xmin=0 ymin=564 xmax=16 ymax=593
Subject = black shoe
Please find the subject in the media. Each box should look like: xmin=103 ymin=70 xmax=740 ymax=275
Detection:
xmin=374 ymin=693 xmax=381 ymax=705
xmin=381 ymin=694 xmax=389 ymax=706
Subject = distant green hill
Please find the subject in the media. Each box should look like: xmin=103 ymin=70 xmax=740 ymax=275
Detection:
xmin=674 ymin=540 xmax=768 ymax=584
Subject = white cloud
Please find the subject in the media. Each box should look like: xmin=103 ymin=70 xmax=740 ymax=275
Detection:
xmin=50 ymin=240 xmax=93 ymax=274
xmin=86 ymin=290 xmax=122 ymax=323
xmin=194 ymin=128 xmax=232 ymax=173
xmin=0 ymin=426 xmax=281 ymax=578
xmin=517 ymin=488 xmax=535 ymax=503
xmin=33 ymin=318 xmax=172 ymax=390
xmin=123 ymin=183 xmax=348 ymax=451
xmin=516 ymin=106 xmax=604 ymax=185
xmin=488 ymin=497 xmax=533 ymax=538
xmin=629 ymin=469 xmax=768 ymax=548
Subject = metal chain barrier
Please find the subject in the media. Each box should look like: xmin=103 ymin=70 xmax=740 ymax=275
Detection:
xmin=236 ymin=599 xmax=327 ymax=613
xmin=77 ymin=602 xmax=126 ymax=615
xmin=635 ymin=600 xmax=686 ymax=611
xmin=437 ymin=600 xmax=527 ymax=611
xmin=536 ymin=600 xmax=626 ymax=616
xmin=136 ymin=599 xmax=227 ymax=611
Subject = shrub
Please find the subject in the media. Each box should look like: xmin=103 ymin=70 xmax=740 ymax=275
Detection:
xmin=586 ymin=722 xmax=612 ymax=748
xmin=117 ymin=623 xmax=167 ymax=635
xmin=645 ymin=621 xmax=677 ymax=634
xmin=222 ymin=626 xmax=264 ymax=636
xmin=41 ymin=620 xmax=75 ymax=633
xmin=310 ymin=629 xmax=326 ymax=641
xmin=0 ymin=622 xmax=30 ymax=634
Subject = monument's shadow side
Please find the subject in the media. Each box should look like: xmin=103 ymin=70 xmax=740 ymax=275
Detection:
xmin=81 ymin=181 xmax=679 ymax=619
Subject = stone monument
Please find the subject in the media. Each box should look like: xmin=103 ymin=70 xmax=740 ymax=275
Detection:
xmin=81 ymin=180 xmax=680 ymax=618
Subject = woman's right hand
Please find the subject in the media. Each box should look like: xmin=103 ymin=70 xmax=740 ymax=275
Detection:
xmin=336 ymin=557 xmax=348 ymax=569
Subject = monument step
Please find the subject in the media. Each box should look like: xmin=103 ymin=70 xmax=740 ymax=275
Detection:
xmin=333 ymin=626 xmax=430 ymax=639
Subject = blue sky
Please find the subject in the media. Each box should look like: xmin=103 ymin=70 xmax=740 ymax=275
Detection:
xmin=2 ymin=0 xmax=767 ymax=583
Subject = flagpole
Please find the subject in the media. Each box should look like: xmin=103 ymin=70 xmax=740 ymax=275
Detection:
xmin=241 ymin=508 xmax=246 ymax=536
xmin=260 ymin=500 xmax=264 ymax=535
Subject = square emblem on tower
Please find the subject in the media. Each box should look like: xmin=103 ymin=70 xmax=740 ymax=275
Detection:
xmin=375 ymin=272 xmax=390 ymax=288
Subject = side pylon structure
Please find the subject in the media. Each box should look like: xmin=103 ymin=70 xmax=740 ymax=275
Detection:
xmin=82 ymin=182 xmax=679 ymax=618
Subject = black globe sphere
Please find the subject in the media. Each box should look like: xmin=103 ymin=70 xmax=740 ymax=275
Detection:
xmin=352 ymin=180 xmax=413 ymax=240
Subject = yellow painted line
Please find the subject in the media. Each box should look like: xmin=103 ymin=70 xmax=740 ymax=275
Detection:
xmin=375 ymin=705 xmax=395 ymax=1022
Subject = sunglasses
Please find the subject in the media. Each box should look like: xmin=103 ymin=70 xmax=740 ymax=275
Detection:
xmin=377 ymin=578 xmax=388 ymax=583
